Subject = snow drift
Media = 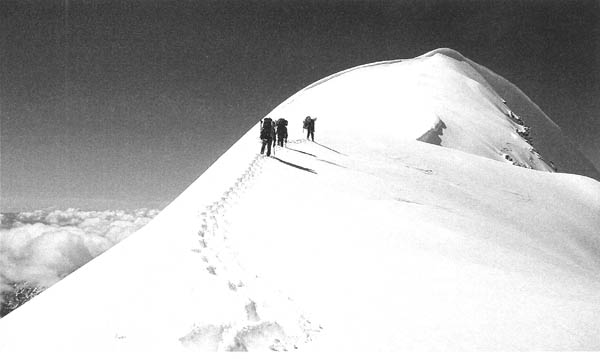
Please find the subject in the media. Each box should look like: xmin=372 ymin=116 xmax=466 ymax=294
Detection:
xmin=0 ymin=48 xmax=599 ymax=352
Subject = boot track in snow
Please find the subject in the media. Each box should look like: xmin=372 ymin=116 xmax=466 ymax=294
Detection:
xmin=186 ymin=152 xmax=321 ymax=351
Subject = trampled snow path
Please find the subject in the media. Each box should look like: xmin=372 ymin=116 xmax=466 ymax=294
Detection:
xmin=158 ymin=137 xmax=349 ymax=351
xmin=181 ymin=150 xmax=322 ymax=351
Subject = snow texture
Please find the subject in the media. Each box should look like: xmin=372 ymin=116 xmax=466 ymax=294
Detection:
xmin=0 ymin=49 xmax=599 ymax=352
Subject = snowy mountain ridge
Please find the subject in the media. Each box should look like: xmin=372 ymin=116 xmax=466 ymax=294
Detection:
xmin=268 ymin=48 xmax=595 ymax=176
xmin=0 ymin=49 xmax=599 ymax=352
xmin=422 ymin=48 xmax=598 ymax=179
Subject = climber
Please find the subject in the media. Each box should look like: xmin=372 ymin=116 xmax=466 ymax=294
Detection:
xmin=303 ymin=116 xmax=316 ymax=141
xmin=260 ymin=118 xmax=274 ymax=156
xmin=276 ymin=118 xmax=288 ymax=147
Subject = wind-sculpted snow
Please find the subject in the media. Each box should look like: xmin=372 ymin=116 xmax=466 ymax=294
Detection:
xmin=1 ymin=49 xmax=599 ymax=352
xmin=419 ymin=48 xmax=599 ymax=180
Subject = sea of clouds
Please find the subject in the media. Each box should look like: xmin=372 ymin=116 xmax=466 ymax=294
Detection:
xmin=0 ymin=208 xmax=160 ymax=315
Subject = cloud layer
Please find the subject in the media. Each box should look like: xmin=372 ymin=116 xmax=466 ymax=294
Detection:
xmin=0 ymin=208 xmax=159 ymax=313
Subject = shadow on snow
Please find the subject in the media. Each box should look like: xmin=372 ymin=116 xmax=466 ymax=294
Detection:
xmin=273 ymin=158 xmax=317 ymax=174
xmin=313 ymin=141 xmax=346 ymax=156
xmin=285 ymin=147 xmax=317 ymax=157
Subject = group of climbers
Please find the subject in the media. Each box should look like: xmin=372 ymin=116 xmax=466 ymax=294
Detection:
xmin=259 ymin=118 xmax=286 ymax=157
xmin=259 ymin=116 xmax=316 ymax=156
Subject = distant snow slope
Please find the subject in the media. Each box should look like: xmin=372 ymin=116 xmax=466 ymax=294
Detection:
xmin=422 ymin=48 xmax=599 ymax=180
xmin=1 ymin=49 xmax=599 ymax=352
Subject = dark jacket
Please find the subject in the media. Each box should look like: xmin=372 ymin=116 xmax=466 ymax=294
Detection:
xmin=276 ymin=124 xmax=288 ymax=138
xmin=260 ymin=119 xmax=274 ymax=140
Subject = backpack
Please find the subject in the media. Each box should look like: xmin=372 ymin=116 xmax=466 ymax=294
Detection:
xmin=303 ymin=118 xmax=309 ymax=129
xmin=260 ymin=118 xmax=273 ymax=139
xmin=276 ymin=118 xmax=287 ymax=133
xmin=277 ymin=125 xmax=288 ymax=137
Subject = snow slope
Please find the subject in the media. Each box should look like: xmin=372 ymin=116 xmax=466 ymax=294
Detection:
xmin=1 ymin=49 xmax=599 ymax=352
xmin=426 ymin=48 xmax=600 ymax=181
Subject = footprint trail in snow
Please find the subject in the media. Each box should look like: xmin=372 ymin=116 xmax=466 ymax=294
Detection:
xmin=185 ymin=152 xmax=321 ymax=351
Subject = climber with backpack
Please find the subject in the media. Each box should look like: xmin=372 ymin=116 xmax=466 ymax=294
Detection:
xmin=303 ymin=116 xmax=316 ymax=141
xmin=260 ymin=118 xmax=274 ymax=156
xmin=276 ymin=118 xmax=288 ymax=147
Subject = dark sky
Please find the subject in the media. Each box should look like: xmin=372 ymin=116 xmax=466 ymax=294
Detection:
xmin=1 ymin=0 xmax=598 ymax=211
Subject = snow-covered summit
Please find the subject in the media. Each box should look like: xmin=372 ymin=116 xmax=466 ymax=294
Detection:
xmin=423 ymin=48 xmax=599 ymax=179
xmin=267 ymin=48 xmax=597 ymax=177
xmin=1 ymin=49 xmax=599 ymax=352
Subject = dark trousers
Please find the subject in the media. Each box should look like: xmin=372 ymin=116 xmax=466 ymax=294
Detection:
xmin=261 ymin=139 xmax=272 ymax=156
xmin=307 ymin=130 xmax=314 ymax=141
